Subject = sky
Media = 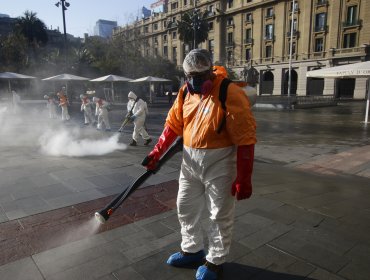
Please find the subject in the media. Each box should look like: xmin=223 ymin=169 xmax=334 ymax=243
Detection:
xmin=2 ymin=0 xmax=156 ymax=38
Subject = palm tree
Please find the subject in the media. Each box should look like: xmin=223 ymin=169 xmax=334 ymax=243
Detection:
xmin=177 ymin=9 xmax=209 ymax=50
xmin=15 ymin=10 xmax=48 ymax=47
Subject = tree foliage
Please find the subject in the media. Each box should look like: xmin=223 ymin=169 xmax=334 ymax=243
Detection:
xmin=177 ymin=10 xmax=209 ymax=49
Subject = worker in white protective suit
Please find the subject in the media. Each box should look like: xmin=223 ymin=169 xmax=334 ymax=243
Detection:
xmin=93 ymin=96 xmax=111 ymax=131
xmin=12 ymin=90 xmax=21 ymax=114
xmin=127 ymin=91 xmax=152 ymax=146
xmin=141 ymin=49 xmax=257 ymax=280
xmin=80 ymin=94 xmax=95 ymax=125
xmin=57 ymin=87 xmax=70 ymax=121
xmin=44 ymin=94 xmax=58 ymax=119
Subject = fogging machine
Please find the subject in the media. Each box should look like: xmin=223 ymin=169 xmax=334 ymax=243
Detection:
xmin=95 ymin=137 xmax=183 ymax=224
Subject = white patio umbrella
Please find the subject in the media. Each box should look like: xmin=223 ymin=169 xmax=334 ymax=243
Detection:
xmin=307 ymin=61 xmax=370 ymax=124
xmin=0 ymin=72 xmax=36 ymax=92
xmin=129 ymin=76 xmax=171 ymax=103
xmin=42 ymin=73 xmax=90 ymax=98
xmin=90 ymin=74 xmax=132 ymax=101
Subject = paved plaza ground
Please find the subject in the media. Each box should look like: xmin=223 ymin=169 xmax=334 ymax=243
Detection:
xmin=0 ymin=99 xmax=369 ymax=279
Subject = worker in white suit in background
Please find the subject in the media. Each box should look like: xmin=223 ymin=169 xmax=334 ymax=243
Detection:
xmin=93 ymin=96 xmax=111 ymax=131
xmin=127 ymin=91 xmax=152 ymax=146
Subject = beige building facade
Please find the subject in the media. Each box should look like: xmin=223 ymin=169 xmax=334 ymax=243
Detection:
xmin=114 ymin=0 xmax=370 ymax=99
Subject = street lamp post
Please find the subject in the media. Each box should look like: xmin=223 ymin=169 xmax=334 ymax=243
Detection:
xmin=288 ymin=0 xmax=295 ymax=109
xmin=55 ymin=0 xmax=70 ymax=70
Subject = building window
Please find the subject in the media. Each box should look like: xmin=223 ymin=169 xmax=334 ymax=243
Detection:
xmin=266 ymin=7 xmax=274 ymax=18
xmin=245 ymin=48 xmax=251 ymax=61
xmin=245 ymin=28 xmax=252 ymax=43
xmin=227 ymin=0 xmax=233 ymax=9
xmin=227 ymin=32 xmax=233 ymax=45
xmin=171 ymin=2 xmax=178 ymax=10
xmin=163 ymin=34 xmax=167 ymax=42
xmin=163 ymin=46 xmax=168 ymax=57
xmin=343 ymin=33 xmax=357 ymax=48
xmin=154 ymin=48 xmax=158 ymax=56
xmin=227 ymin=50 xmax=233 ymax=64
xmin=209 ymin=21 xmax=214 ymax=30
xmin=153 ymin=23 xmax=158 ymax=31
xmin=265 ymin=24 xmax=273 ymax=40
xmin=172 ymin=47 xmax=177 ymax=62
xmin=172 ymin=31 xmax=177 ymax=39
xmin=315 ymin=13 xmax=326 ymax=31
xmin=227 ymin=17 xmax=234 ymax=26
xmin=246 ymin=13 xmax=253 ymax=22
xmin=247 ymin=0 xmax=252 ymax=2
xmin=208 ymin=39 xmax=214 ymax=60
xmin=289 ymin=41 xmax=296 ymax=55
xmin=315 ymin=37 xmax=324 ymax=52
xmin=266 ymin=45 xmax=272 ymax=57
xmin=184 ymin=0 xmax=188 ymax=6
xmin=163 ymin=20 xmax=167 ymax=28
xmin=290 ymin=1 xmax=299 ymax=12
xmin=346 ymin=5 xmax=357 ymax=25
xmin=144 ymin=26 xmax=149 ymax=33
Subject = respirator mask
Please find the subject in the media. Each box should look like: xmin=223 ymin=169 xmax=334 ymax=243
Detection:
xmin=185 ymin=70 xmax=213 ymax=96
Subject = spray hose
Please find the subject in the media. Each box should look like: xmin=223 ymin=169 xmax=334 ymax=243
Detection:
xmin=95 ymin=137 xmax=183 ymax=224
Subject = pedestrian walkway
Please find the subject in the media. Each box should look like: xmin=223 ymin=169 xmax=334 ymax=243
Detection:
xmin=0 ymin=101 xmax=369 ymax=279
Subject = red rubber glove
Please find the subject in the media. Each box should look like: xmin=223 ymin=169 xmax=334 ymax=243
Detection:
xmin=141 ymin=126 xmax=178 ymax=170
xmin=232 ymin=144 xmax=254 ymax=200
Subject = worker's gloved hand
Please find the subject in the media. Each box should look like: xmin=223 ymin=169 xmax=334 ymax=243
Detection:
xmin=142 ymin=126 xmax=178 ymax=171
xmin=232 ymin=144 xmax=254 ymax=200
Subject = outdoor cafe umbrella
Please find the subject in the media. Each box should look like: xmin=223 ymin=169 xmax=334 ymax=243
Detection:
xmin=306 ymin=61 xmax=370 ymax=124
xmin=129 ymin=76 xmax=171 ymax=103
xmin=90 ymin=74 xmax=132 ymax=102
xmin=0 ymin=72 xmax=36 ymax=92
xmin=42 ymin=73 xmax=90 ymax=97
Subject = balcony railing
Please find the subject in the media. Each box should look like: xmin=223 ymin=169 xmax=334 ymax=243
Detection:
xmin=315 ymin=0 xmax=328 ymax=7
xmin=314 ymin=25 xmax=327 ymax=32
xmin=264 ymin=35 xmax=275 ymax=41
xmin=244 ymin=38 xmax=253 ymax=44
xmin=287 ymin=31 xmax=300 ymax=38
xmin=342 ymin=19 xmax=362 ymax=28
xmin=226 ymin=41 xmax=235 ymax=48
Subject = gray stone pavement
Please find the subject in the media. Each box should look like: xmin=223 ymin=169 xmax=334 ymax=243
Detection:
xmin=0 ymin=99 xmax=370 ymax=279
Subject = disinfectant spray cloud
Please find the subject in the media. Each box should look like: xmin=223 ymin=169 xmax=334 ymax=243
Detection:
xmin=39 ymin=128 xmax=126 ymax=157
xmin=0 ymin=104 xmax=126 ymax=156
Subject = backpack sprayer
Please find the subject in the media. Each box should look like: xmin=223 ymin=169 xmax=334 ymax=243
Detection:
xmin=118 ymin=98 xmax=138 ymax=132
xmin=95 ymin=137 xmax=183 ymax=224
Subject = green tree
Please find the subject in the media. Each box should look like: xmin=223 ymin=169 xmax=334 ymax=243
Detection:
xmin=177 ymin=9 xmax=209 ymax=49
xmin=0 ymin=33 xmax=28 ymax=72
xmin=15 ymin=10 xmax=48 ymax=47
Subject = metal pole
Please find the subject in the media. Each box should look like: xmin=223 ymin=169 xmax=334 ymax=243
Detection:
xmin=193 ymin=1 xmax=197 ymax=49
xmin=365 ymin=78 xmax=370 ymax=124
xmin=61 ymin=0 xmax=68 ymax=69
xmin=288 ymin=0 xmax=295 ymax=109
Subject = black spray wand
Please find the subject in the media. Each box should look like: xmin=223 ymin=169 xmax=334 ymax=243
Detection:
xmin=95 ymin=137 xmax=183 ymax=224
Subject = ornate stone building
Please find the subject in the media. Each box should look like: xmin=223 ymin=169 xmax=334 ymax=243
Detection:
xmin=114 ymin=0 xmax=370 ymax=99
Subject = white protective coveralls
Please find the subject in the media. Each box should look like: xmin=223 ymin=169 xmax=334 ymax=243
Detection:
xmin=165 ymin=75 xmax=257 ymax=266
xmin=44 ymin=95 xmax=57 ymax=119
xmin=93 ymin=97 xmax=111 ymax=130
xmin=127 ymin=91 xmax=151 ymax=142
xmin=57 ymin=91 xmax=70 ymax=121
xmin=80 ymin=95 xmax=95 ymax=125
xmin=12 ymin=90 xmax=21 ymax=114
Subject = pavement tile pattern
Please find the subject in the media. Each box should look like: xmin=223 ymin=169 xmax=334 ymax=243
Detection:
xmin=0 ymin=100 xmax=369 ymax=279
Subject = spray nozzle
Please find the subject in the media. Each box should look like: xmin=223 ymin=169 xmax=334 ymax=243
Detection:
xmin=94 ymin=209 xmax=111 ymax=224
